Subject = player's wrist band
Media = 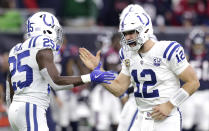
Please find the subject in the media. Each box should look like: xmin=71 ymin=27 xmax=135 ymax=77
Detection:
xmin=81 ymin=74 xmax=91 ymax=83
xmin=169 ymin=88 xmax=189 ymax=107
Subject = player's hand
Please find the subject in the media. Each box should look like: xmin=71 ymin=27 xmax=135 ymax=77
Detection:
xmin=90 ymin=62 xmax=116 ymax=84
xmin=79 ymin=48 xmax=101 ymax=70
xmin=151 ymin=101 xmax=174 ymax=121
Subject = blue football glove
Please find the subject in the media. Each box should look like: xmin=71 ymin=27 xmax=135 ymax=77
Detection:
xmin=90 ymin=62 xmax=116 ymax=84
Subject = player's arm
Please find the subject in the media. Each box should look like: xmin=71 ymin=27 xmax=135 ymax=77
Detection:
xmin=102 ymin=72 xmax=131 ymax=97
xmin=152 ymin=43 xmax=199 ymax=120
xmin=6 ymin=72 xmax=14 ymax=106
xmin=36 ymin=49 xmax=115 ymax=91
xmin=168 ymin=45 xmax=200 ymax=107
xmin=119 ymin=86 xmax=133 ymax=105
xmin=178 ymin=65 xmax=199 ymax=95
xmin=167 ymin=65 xmax=199 ymax=108
xmin=79 ymin=47 xmax=130 ymax=96
xmin=153 ymin=65 xmax=199 ymax=118
xmin=152 ymin=65 xmax=200 ymax=120
xmin=37 ymin=49 xmax=84 ymax=87
xmin=8 ymin=73 xmax=14 ymax=101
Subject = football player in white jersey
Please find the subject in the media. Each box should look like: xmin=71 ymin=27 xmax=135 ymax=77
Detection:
xmin=7 ymin=11 xmax=115 ymax=131
xmin=117 ymin=5 xmax=158 ymax=131
xmin=79 ymin=4 xmax=200 ymax=131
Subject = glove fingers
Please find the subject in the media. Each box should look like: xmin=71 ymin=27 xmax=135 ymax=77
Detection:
xmin=103 ymin=74 xmax=116 ymax=77
xmin=103 ymin=73 xmax=115 ymax=76
xmin=103 ymin=77 xmax=115 ymax=80
xmin=102 ymin=81 xmax=111 ymax=84
xmin=103 ymin=71 xmax=114 ymax=75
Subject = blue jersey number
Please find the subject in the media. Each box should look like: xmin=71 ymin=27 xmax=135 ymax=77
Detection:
xmin=131 ymin=69 xmax=159 ymax=98
xmin=43 ymin=38 xmax=55 ymax=48
xmin=8 ymin=50 xmax=33 ymax=90
xmin=176 ymin=50 xmax=185 ymax=63
xmin=27 ymin=21 xmax=34 ymax=32
xmin=43 ymin=38 xmax=60 ymax=51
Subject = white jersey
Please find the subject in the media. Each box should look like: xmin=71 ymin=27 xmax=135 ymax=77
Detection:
xmin=119 ymin=41 xmax=189 ymax=111
xmin=8 ymin=35 xmax=59 ymax=110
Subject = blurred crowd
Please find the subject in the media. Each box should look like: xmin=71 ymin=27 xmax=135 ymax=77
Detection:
xmin=0 ymin=0 xmax=209 ymax=32
xmin=0 ymin=0 xmax=209 ymax=131
xmin=1 ymin=27 xmax=209 ymax=131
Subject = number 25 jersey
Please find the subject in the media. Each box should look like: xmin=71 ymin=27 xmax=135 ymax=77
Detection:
xmin=8 ymin=35 xmax=59 ymax=110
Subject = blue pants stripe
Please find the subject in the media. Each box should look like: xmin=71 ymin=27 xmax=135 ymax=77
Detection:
xmin=128 ymin=109 xmax=138 ymax=131
xmin=26 ymin=102 xmax=31 ymax=131
xmin=33 ymin=104 xmax=38 ymax=131
xmin=177 ymin=108 xmax=182 ymax=131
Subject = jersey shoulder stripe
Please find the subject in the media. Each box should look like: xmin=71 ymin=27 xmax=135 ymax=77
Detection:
xmin=32 ymin=35 xmax=42 ymax=48
xmin=163 ymin=41 xmax=182 ymax=61
xmin=28 ymin=35 xmax=42 ymax=48
xmin=167 ymin=44 xmax=181 ymax=61
xmin=163 ymin=41 xmax=176 ymax=59
xmin=28 ymin=36 xmax=35 ymax=48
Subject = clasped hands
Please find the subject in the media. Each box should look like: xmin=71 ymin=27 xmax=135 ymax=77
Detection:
xmin=90 ymin=62 xmax=116 ymax=84
xmin=79 ymin=48 xmax=115 ymax=84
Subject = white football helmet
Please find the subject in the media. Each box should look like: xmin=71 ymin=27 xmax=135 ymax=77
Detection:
xmin=25 ymin=11 xmax=63 ymax=45
xmin=120 ymin=4 xmax=144 ymax=20
xmin=119 ymin=4 xmax=153 ymax=51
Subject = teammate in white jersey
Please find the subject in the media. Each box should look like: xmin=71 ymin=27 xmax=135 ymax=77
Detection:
xmin=79 ymin=4 xmax=200 ymax=131
xmin=7 ymin=11 xmax=115 ymax=131
xmin=117 ymin=6 xmax=158 ymax=131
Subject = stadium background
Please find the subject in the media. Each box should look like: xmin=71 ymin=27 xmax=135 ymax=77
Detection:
xmin=0 ymin=0 xmax=209 ymax=131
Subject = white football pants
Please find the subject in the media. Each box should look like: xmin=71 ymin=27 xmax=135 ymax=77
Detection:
xmin=117 ymin=97 xmax=138 ymax=131
xmin=129 ymin=108 xmax=182 ymax=131
xmin=8 ymin=101 xmax=49 ymax=131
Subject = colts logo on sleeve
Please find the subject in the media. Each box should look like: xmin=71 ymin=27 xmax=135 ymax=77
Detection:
xmin=153 ymin=57 xmax=161 ymax=67
xmin=125 ymin=59 xmax=130 ymax=67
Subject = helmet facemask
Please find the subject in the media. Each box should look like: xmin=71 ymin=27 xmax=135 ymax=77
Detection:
xmin=50 ymin=24 xmax=63 ymax=46
xmin=120 ymin=25 xmax=149 ymax=51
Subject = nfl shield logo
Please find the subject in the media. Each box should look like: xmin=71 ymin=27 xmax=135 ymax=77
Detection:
xmin=153 ymin=57 xmax=161 ymax=66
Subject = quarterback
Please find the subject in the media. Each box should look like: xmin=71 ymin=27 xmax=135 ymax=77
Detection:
xmin=79 ymin=4 xmax=200 ymax=131
xmin=7 ymin=11 xmax=115 ymax=131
